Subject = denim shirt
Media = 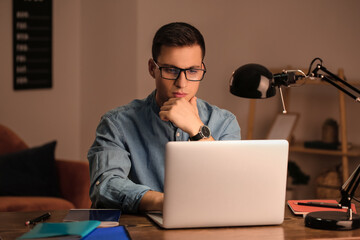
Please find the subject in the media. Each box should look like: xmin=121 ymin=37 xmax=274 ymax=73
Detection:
xmin=88 ymin=91 xmax=241 ymax=213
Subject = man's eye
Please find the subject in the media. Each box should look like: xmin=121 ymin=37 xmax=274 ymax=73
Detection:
xmin=164 ymin=68 xmax=179 ymax=74
xmin=187 ymin=69 xmax=199 ymax=74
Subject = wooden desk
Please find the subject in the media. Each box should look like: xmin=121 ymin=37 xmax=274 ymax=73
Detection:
xmin=1 ymin=205 xmax=360 ymax=240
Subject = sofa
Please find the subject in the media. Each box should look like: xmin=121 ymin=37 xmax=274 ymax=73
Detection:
xmin=0 ymin=124 xmax=91 ymax=212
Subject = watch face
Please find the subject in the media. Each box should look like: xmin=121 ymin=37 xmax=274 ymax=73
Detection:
xmin=201 ymin=125 xmax=211 ymax=138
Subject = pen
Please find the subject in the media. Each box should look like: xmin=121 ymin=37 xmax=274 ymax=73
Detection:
xmin=297 ymin=201 xmax=344 ymax=209
xmin=25 ymin=212 xmax=51 ymax=226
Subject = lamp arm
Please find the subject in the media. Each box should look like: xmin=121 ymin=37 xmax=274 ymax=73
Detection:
xmin=339 ymin=164 xmax=360 ymax=208
xmin=312 ymin=64 xmax=360 ymax=102
xmin=348 ymin=165 xmax=360 ymax=199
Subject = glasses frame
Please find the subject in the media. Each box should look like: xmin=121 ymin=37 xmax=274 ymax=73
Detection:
xmin=153 ymin=59 xmax=206 ymax=82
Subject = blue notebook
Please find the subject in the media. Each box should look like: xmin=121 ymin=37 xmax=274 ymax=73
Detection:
xmin=63 ymin=209 xmax=121 ymax=228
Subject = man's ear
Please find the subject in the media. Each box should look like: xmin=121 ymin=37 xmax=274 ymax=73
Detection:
xmin=148 ymin=59 xmax=156 ymax=78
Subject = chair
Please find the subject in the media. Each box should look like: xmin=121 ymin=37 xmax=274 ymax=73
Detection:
xmin=0 ymin=124 xmax=91 ymax=212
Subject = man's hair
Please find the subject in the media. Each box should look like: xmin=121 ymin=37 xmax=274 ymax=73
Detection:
xmin=152 ymin=22 xmax=206 ymax=62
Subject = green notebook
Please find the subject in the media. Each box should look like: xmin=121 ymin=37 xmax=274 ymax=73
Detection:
xmin=18 ymin=220 xmax=100 ymax=239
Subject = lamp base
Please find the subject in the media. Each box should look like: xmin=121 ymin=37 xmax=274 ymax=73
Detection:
xmin=305 ymin=211 xmax=360 ymax=230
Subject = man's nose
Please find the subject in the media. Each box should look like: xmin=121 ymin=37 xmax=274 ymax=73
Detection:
xmin=175 ymin=71 xmax=187 ymax=88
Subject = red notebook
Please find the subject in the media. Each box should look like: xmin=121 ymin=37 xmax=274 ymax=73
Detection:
xmin=287 ymin=199 xmax=357 ymax=216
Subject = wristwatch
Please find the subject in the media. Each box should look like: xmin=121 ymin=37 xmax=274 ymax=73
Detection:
xmin=189 ymin=125 xmax=211 ymax=141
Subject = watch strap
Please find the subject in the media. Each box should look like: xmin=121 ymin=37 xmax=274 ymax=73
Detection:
xmin=189 ymin=125 xmax=210 ymax=141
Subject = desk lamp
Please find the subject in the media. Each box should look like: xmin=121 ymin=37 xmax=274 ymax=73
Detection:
xmin=229 ymin=57 xmax=360 ymax=230
xmin=230 ymin=57 xmax=359 ymax=113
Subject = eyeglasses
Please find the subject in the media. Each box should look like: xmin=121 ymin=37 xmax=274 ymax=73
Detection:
xmin=153 ymin=60 xmax=206 ymax=81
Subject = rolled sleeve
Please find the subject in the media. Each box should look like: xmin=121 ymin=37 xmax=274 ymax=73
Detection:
xmin=88 ymin=117 xmax=151 ymax=213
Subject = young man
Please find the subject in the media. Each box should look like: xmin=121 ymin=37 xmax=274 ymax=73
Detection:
xmin=88 ymin=22 xmax=241 ymax=213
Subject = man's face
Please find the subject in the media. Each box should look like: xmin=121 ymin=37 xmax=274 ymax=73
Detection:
xmin=150 ymin=45 xmax=203 ymax=106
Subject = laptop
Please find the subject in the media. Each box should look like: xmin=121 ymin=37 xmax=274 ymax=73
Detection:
xmin=147 ymin=140 xmax=289 ymax=229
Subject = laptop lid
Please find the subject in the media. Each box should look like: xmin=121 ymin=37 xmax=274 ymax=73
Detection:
xmin=148 ymin=140 xmax=289 ymax=229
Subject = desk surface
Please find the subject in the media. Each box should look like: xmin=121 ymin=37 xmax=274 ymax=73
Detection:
xmin=1 ymin=205 xmax=360 ymax=240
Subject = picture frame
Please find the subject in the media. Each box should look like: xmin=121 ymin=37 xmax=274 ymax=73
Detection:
xmin=13 ymin=0 xmax=52 ymax=90
xmin=267 ymin=113 xmax=299 ymax=141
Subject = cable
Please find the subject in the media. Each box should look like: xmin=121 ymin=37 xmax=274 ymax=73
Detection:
xmin=307 ymin=57 xmax=323 ymax=76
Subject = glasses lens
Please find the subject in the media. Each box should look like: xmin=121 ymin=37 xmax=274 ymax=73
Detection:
xmin=185 ymin=69 xmax=205 ymax=81
xmin=161 ymin=68 xmax=180 ymax=80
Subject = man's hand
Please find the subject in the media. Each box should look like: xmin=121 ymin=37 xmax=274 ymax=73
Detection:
xmin=138 ymin=190 xmax=164 ymax=212
xmin=159 ymin=96 xmax=203 ymax=136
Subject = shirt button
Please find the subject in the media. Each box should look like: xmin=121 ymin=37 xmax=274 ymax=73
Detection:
xmin=96 ymin=181 xmax=100 ymax=186
xmin=176 ymin=132 xmax=180 ymax=137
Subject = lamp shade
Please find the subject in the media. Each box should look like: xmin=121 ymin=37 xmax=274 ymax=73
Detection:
xmin=229 ymin=63 xmax=276 ymax=99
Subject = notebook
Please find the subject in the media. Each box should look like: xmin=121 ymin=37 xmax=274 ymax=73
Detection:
xmin=18 ymin=221 xmax=100 ymax=239
xmin=287 ymin=199 xmax=357 ymax=216
xmin=147 ymin=140 xmax=289 ymax=229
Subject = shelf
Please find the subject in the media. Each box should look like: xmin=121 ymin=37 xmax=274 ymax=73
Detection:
xmin=290 ymin=142 xmax=360 ymax=157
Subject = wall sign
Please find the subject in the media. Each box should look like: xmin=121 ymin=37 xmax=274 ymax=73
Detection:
xmin=13 ymin=0 xmax=52 ymax=90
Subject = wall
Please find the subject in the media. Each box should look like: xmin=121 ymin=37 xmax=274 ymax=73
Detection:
xmin=0 ymin=0 xmax=82 ymax=160
xmin=80 ymin=0 xmax=137 ymax=160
